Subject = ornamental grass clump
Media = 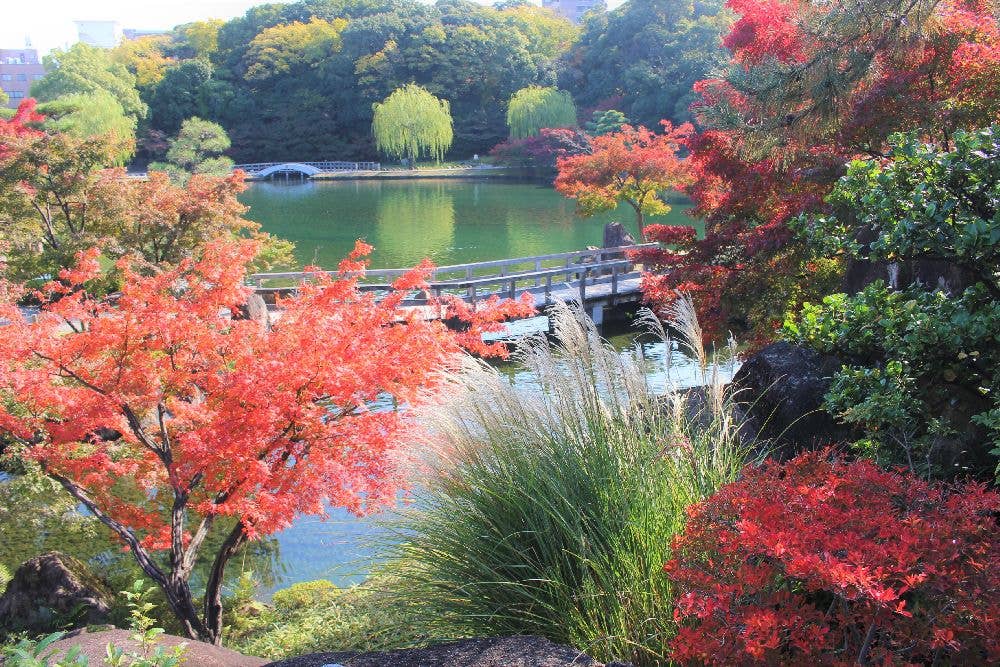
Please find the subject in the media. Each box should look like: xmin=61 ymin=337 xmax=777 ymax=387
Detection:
xmin=388 ymin=301 xmax=748 ymax=665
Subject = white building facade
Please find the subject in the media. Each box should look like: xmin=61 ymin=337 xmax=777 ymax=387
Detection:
xmin=541 ymin=0 xmax=604 ymax=23
xmin=74 ymin=21 xmax=123 ymax=49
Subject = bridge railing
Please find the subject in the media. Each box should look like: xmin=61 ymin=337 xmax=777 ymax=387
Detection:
xmin=249 ymin=244 xmax=656 ymax=306
xmin=309 ymin=161 xmax=381 ymax=171
xmin=234 ymin=161 xmax=381 ymax=174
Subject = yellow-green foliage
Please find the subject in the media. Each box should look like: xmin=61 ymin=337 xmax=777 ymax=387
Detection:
xmin=225 ymin=576 xmax=428 ymax=659
xmin=244 ymin=18 xmax=347 ymax=81
xmin=38 ymin=91 xmax=137 ymax=165
xmin=372 ymin=84 xmax=453 ymax=164
xmin=506 ymin=86 xmax=577 ymax=139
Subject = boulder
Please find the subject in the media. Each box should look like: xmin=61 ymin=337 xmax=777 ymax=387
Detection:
xmin=235 ymin=293 xmax=272 ymax=330
xmin=264 ymin=636 xmax=620 ymax=667
xmin=602 ymin=222 xmax=635 ymax=249
xmin=42 ymin=628 xmax=266 ymax=667
xmin=731 ymin=342 xmax=856 ymax=456
xmin=0 ymin=552 xmax=113 ymax=633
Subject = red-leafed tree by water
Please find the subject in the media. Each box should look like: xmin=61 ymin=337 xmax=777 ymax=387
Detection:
xmin=640 ymin=0 xmax=1000 ymax=342
xmin=0 ymin=239 xmax=532 ymax=643
xmin=554 ymin=122 xmax=694 ymax=237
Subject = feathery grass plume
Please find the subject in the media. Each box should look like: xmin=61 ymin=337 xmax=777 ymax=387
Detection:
xmin=386 ymin=301 xmax=749 ymax=666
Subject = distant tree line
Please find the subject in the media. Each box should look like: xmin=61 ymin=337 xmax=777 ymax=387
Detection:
xmin=26 ymin=0 xmax=731 ymax=163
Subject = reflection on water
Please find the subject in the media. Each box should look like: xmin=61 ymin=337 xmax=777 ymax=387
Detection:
xmin=240 ymin=178 xmax=699 ymax=270
xmin=373 ymin=183 xmax=456 ymax=264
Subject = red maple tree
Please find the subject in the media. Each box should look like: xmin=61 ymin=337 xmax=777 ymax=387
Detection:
xmin=554 ymin=122 xmax=694 ymax=237
xmin=640 ymin=0 xmax=1000 ymax=342
xmin=665 ymin=450 xmax=1000 ymax=665
xmin=0 ymin=239 xmax=532 ymax=642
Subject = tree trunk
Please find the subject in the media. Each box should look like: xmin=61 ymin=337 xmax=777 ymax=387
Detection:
xmin=203 ymin=522 xmax=248 ymax=644
xmin=48 ymin=470 xmax=212 ymax=641
xmin=627 ymin=199 xmax=645 ymax=240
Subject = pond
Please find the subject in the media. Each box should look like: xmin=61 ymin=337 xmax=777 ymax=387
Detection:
xmin=239 ymin=177 xmax=701 ymax=270
xmin=1 ymin=178 xmax=731 ymax=600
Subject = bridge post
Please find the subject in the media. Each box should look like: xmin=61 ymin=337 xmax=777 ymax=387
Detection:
xmin=590 ymin=304 xmax=604 ymax=327
xmin=610 ymin=265 xmax=618 ymax=307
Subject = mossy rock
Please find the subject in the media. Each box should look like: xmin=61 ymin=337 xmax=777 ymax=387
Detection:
xmin=0 ymin=551 xmax=114 ymax=634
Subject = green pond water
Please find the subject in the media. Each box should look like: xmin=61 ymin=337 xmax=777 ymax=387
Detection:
xmin=239 ymin=177 xmax=700 ymax=270
xmin=1 ymin=179 xmax=732 ymax=600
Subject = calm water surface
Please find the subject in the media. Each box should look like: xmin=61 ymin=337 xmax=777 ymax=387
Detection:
xmin=2 ymin=180 xmax=730 ymax=599
xmin=240 ymin=177 xmax=701 ymax=269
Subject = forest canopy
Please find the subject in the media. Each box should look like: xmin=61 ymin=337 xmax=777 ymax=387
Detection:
xmin=56 ymin=0 xmax=733 ymax=163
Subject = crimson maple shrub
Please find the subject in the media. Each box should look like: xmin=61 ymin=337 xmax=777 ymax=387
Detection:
xmin=0 ymin=239 xmax=531 ymax=643
xmin=488 ymin=127 xmax=592 ymax=171
xmin=665 ymin=450 xmax=1000 ymax=665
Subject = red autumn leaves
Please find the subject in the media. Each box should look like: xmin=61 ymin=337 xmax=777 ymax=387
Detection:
xmin=666 ymin=450 xmax=1000 ymax=665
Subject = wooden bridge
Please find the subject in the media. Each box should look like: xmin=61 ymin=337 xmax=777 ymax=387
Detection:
xmin=249 ymin=244 xmax=656 ymax=326
xmin=234 ymin=161 xmax=381 ymax=180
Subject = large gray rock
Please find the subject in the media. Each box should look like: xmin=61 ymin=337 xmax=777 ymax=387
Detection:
xmin=731 ymin=342 xmax=856 ymax=456
xmin=235 ymin=293 xmax=272 ymax=329
xmin=602 ymin=222 xmax=635 ymax=249
xmin=0 ymin=552 xmax=114 ymax=633
xmin=264 ymin=636 xmax=620 ymax=667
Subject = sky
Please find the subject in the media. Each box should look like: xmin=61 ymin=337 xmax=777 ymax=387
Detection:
xmin=3 ymin=0 xmax=625 ymax=56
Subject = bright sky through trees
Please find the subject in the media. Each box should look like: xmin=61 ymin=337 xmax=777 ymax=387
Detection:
xmin=3 ymin=0 xmax=626 ymax=56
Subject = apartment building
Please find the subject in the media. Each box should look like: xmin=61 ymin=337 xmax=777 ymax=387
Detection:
xmin=0 ymin=48 xmax=45 ymax=108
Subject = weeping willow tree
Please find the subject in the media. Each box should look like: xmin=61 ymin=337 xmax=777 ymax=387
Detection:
xmin=506 ymin=86 xmax=577 ymax=140
xmin=372 ymin=84 xmax=453 ymax=167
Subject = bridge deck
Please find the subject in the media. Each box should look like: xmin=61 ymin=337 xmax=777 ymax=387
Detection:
xmin=250 ymin=244 xmax=655 ymax=320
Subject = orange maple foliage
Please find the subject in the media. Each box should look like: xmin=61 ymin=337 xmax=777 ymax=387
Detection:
xmin=0 ymin=239 xmax=532 ymax=642
xmin=554 ymin=122 xmax=694 ymax=237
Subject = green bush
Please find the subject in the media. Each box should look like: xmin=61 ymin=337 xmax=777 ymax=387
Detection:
xmin=787 ymin=127 xmax=1000 ymax=479
xmin=384 ymin=302 xmax=749 ymax=666
xmin=225 ymin=576 xmax=424 ymax=659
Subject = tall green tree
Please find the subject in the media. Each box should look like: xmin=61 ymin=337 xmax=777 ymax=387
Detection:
xmin=31 ymin=43 xmax=147 ymax=122
xmin=242 ymin=17 xmax=347 ymax=81
xmin=560 ymin=0 xmax=731 ymax=127
xmin=372 ymin=83 xmax=453 ymax=165
xmin=148 ymin=59 xmax=215 ymax=136
xmin=37 ymin=91 xmax=136 ymax=165
xmin=506 ymin=86 xmax=577 ymax=139
xmin=585 ymin=109 xmax=628 ymax=136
